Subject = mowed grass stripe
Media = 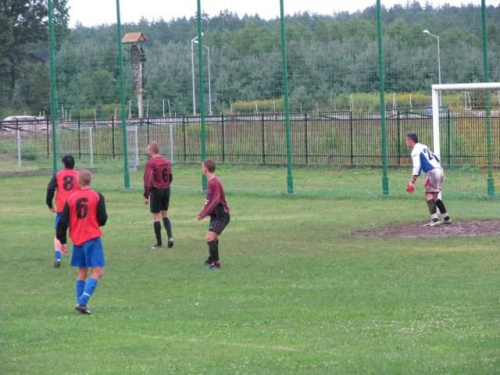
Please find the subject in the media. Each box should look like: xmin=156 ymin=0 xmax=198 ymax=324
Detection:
xmin=1 ymin=172 xmax=499 ymax=374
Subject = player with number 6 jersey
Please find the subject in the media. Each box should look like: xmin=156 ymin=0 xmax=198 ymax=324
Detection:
xmin=46 ymin=155 xmax=79 ymax=268
xmin=57 ymin=169 xmax=107 ymax=315
xmin=143 ymin=142 xmax=174 ymax=249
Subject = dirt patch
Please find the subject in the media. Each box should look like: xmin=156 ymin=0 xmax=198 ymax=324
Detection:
xmin=355 ymin=220 xmax=500 ymax=238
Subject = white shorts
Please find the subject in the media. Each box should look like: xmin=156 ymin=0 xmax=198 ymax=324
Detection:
xmin=424 ymin=168 xmax=444 ymax=193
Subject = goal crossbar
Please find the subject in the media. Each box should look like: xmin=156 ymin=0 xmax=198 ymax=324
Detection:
xmin=431 ymin=82 xmax=500 ymax=158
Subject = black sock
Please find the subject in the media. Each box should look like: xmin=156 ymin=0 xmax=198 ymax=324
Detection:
xmin=154 ymin=222 xmax=162 ymax=245
xmin=208 ymin=240 xmax=219 ymax=262
xmin=162 ymin=217 xmax=173 ymax=238
xmin=426 ymin=199 xmax=438 ymax=221
xmin=435 ymin=199 xmax=448 ymax=216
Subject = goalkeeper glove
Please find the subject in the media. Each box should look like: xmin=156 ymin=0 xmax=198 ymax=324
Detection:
xmin=406 ymin=181 xmax=415 ymax=193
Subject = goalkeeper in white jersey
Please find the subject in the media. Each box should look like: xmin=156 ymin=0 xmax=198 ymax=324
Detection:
xmin=405 ymin=133 xmax=452 ymax=226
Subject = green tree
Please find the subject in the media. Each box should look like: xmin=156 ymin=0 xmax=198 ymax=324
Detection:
xmin=0 ymin=0 xmax=69 ymax=106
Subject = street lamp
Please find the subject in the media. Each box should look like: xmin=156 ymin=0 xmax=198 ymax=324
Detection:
xmin=193 ymin=40 xmax=212 ymax=116
xmin=423 ymin=29 xmax=442 ymax=106
xmin=190 ymin=35 xmax=199 ymax=115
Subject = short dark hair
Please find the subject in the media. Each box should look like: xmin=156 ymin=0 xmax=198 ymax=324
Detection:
xmin=204 ymin=159 xmax=216 ymax=173
xmin=407 ymin=133 xmax=418 ymax=143
xmin=62 ymin=155 xmax=75 ymax=169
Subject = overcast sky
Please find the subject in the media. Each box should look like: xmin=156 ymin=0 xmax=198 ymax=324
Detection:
xmin=67 ymin=0 xmax=486 ymax=28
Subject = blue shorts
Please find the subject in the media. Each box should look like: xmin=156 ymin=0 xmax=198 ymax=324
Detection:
xmin=71 ymin=238 xmax=105 ymax=268
xmin=54 ymin=213 xmax=62 ymax=229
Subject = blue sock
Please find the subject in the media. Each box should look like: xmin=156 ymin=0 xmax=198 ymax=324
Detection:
xmin=78 ymin=278 xmax=99 ymax=306
xmin=54 ymin=250 xmax=61 ymax=260
xmin=75 ymin=280 xmax=85 ymax=303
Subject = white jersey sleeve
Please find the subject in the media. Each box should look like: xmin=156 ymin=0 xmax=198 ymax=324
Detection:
xmin=411 ymin=143 xmax=441 ymax=176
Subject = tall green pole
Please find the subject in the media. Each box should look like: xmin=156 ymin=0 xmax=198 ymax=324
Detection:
xmin=48 ymin=0 xmax=58 ymax=173
xmin=481 ymin=0 xmax=495 ymax=196
xmin=280 ymin=0 xmax=294 ymax=194
xmin=198 ymin=0 xmax=207 ymax=191
xmin=116 ymin=0 xmax=130 ymax=188
xmin=376 ymin=0 xmax=389 ymax=196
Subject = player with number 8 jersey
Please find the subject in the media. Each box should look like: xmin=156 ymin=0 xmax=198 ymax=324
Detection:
xmin=46 ymin=155 xmax=80 ymax=268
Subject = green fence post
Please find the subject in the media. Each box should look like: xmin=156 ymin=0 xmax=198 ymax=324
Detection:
xmin=112 ymin=116 xmax=116 ymax=159
xmin=48 ymin=0 xmax=58 ymax=173
xmin=198 ymin=0 xmax=207 ymax=191
xmin=261 ymin=114 xmax=266 ymax=164
xmin=280 ymin=0 xmax=294 ymax=194
xmin=350 ymin=111 xmax=354 ymax=166
xmin=304 ymin=113 xmax=309 ymax=164
xmin=78 ymin=117 xmax=81 ymax=159
xmin=221 ymin=114 xmax=226 ymax=163
xmin=116 ymin=0 xmax=130 ymax=188
xmin=377 ymin=0 xmax=390 ymax=195
xmin=182 ymin=116 xmax=187 ymax=162
xmin=482 ymin=0 xmax=495 ymax=196
xmin=46 ymin=118 xmax=50 ymax=158
xmin=396 ymin=111 xmax=401 ymax=165
xmin=447 ymin=110 xmax=451 ymax=167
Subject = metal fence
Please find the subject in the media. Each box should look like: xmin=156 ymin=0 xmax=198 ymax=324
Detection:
xmin=1 ymin=110 xmax=499 ymax=172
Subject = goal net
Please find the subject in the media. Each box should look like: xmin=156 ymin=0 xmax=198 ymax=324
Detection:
xmin=431 ymin=83 xmax=500 ymax=197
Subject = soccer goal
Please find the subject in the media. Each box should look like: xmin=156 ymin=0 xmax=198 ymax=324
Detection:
xmin=58 ymin=125 xmax=95 ymax=167
xmin=431 ymin=82 xmax=500 ymax=197
xmin=127 ymin=124 xmax=140 ymax=171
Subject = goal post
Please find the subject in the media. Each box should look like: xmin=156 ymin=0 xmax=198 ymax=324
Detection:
xmin=432 ymin=82 xmax=500 ymax=197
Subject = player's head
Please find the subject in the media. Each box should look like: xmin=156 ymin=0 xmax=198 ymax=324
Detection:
xmin=148 ymin=142 xmax=159 ymax=156
xmin=78 ymin=169 xmax=92 ymax=187
xmin=62 ymin=155 xmax=75 ymax=169
xmin=405 ymin=133 xmax=418 ymax=147
xmin=202 ymin=159 xmax=216 ymax=175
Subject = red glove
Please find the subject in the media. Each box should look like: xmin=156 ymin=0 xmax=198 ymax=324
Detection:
xmin=406 ymin=182 xmax=415 ymax=193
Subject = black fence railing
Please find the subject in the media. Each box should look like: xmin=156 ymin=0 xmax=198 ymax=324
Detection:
xmin=1 ymin=110 xmax=499 ymax=169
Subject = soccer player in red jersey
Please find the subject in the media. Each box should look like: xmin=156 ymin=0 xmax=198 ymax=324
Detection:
xmin=197 ymin=159 xmax=230 ymax=269
xmin=57 ymin=169 xmax=107 ymax=315
xmin=46 ymin=155 xmax=79 ymax=268
xmin=143 ymin=142 xmax=174 ymax=249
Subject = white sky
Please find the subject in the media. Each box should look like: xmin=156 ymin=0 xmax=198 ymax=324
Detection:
xmin=68 ymin=0 xmax=486 ymax=28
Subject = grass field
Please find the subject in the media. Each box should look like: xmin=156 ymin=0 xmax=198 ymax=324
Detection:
xmin=1 ymin=168 xmax=499 ymax=374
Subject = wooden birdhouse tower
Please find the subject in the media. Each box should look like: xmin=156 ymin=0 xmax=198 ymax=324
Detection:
xmin=122 ymin=32 xmax=149 ymax=118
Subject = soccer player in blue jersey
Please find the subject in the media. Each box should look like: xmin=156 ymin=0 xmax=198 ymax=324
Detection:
xmin=405 ymin=133 xmax=452 ymax=226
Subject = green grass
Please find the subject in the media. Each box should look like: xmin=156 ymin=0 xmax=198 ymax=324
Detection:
xmin=1 ymin=171 xmax=499 ymax=374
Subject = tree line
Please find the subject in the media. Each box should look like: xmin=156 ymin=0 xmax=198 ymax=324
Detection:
xmin=1 ymin=1 xmax=499 ymax=118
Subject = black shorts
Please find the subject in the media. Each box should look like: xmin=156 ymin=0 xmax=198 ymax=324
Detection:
xmin=150 ymin=188 xmax=170 ymax=213
xmin=209 ymin=213 xmax=230 ymax=235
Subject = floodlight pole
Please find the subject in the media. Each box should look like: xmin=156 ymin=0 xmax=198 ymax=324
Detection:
xmin=279 ymin=0 xmax=294 ymax=194
xmin=481 ymin=0 xmax=494 ymax=196
xmin=48 ymin=0 xmax=59 ymax=173
xmin=191 ymin=35 xmax=198 ymax=115
xmin=197 ymin=0 xmax=207 ymax=191
xmin=116 ymin=0 xmax=130 ymax=188
xmin=423 ymin=29 xmax=442 ymax=107
xmin=193 ymin=39 xmax=212 ymax=115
